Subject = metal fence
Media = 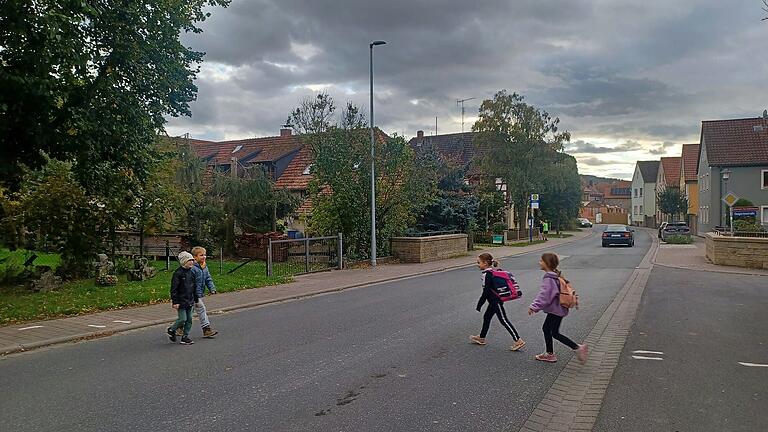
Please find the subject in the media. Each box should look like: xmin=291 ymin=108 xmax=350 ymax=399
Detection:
xmin=267 ymin=234 xmax=343 ymax=277
xmin=712 ymin=230 xmax=768 ymax=238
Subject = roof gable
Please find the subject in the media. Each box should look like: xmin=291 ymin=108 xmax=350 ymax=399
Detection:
xmin=701 ymin=117 xmax=768 ymax=166
xmin=660 ymin=157 xmax=681 ymax=187
xmin=637 ymin=161 xmax=660 ymax=183
xmin=680 ymin=143 xmax=700 ymax=182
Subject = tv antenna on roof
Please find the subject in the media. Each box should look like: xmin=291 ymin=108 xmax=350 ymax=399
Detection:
xmin=457 ymin=97 xmax=476 ymax=133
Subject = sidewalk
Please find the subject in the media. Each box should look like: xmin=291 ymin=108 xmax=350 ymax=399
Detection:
xmin=653 ymin=235 xmax=768 ymax=276
xmin=0 ymin=230 xmax=593 ymax=355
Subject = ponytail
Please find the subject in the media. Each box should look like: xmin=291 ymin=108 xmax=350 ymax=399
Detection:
xmin=492 ymin=260 xmax=499 ymax=267
xmin=478 ymin=253 xmax=496 ymax=267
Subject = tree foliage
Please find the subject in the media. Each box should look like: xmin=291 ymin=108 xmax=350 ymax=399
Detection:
xmin=0 ymin=0 xmax=229 ymax=192
xmin=307 ymin=125 xmax=436 ymax=259
xmin=657 ymin=188 xmax=689 ymax=219
xmin=472 ymin=91 xmax=574 ymax=229
xmin=539 ymin=154 xmax=582 ymax=232
xmin=287 ymin=92 xmax=337 ymax=134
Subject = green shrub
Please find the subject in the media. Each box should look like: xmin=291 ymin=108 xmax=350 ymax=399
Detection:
xmin=491 ymin=222 xmax=508 ymax=234
xmin=664 ymin=234 xmax=693 ymax=244
xmin=733 ymin=220 xmax=765 ymax=233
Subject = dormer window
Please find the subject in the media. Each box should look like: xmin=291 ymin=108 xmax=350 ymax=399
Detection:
xmin=302 ymin=164 xmax=313 ymax=175
xmin=232 ymin=145 xmax=243 ymax=153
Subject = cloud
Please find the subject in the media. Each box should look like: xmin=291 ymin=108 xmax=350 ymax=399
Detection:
xmin=164 ymin=0 xmax=766 ymax=178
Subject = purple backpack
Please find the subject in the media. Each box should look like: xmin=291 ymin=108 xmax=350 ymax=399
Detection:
xmin=487 ymin=269 xmax=523 ymax=302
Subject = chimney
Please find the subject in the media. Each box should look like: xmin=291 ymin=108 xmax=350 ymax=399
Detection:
xmin=417 ymin=130 xmax=424 ymax=139
xmin=280 ymin=128 xmax=292 ymax=137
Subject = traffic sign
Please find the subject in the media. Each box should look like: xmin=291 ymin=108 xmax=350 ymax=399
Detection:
xmin=531 ymin=194 xmax=539 ymax=201
xmin=722 ymin=191 xmax=739 ymax=207
xmin=531 ymin=202 xmax=540 ymax=209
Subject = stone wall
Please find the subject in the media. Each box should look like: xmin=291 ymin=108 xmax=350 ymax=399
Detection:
xmin=391 ymin=234 xmax=468 ymax=263
xmin=705 ymin=233 xmax=768 ymax=270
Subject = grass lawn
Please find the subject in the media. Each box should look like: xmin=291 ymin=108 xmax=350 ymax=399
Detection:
xmin=0 ymin=254 xmax=290 ymax=325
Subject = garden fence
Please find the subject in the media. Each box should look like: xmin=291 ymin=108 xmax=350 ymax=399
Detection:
xmin=267 ymin=234 xmax=343 ymax=277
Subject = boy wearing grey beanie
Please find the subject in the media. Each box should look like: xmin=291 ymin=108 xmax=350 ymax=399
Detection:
xmin=167 ymin=251 xmax=198 ymax=345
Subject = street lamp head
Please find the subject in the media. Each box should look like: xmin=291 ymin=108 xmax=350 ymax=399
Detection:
xmin=370 ymin=40 xmax=387 ymax=47
xmin=722 ymin=169 xmax=731 ymax=181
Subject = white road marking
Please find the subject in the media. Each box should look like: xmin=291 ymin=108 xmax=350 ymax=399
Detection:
xmin=113 ymin=320 xmax=131 ymax=324
xmin=87 ymin=324 xmax=107 ymax=328
xmin=632 ymin=350 xmax=664 ymax=355
xmin=738 ymin=362 xmax=768 ymax=368
xmin=632 ymin=355 xmax=664 ymax=361
xmin=18 ymin=325 xmax=44 ymax=331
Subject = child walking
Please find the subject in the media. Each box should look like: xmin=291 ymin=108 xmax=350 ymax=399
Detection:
xmin=470 ymin=253 xmax=526 ymax=351
xmin=528 ymin=253 xmax=588 ymax=363
xmin=167 ymin=251 xmax=198 ymax=345
xmin=191 ymin=246 xmax=218 ymax=338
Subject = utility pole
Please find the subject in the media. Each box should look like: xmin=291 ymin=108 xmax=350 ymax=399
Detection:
xmin=456 ymin=97 xmax=476 ymax=133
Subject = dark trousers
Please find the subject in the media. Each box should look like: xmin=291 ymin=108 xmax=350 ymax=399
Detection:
xmin=170 ymin=306 xmax=193 ymax=337
xmin=543 ymin=313 xmax=578 ymax=353
xmin=480 ymin=302 xmax=520 ymax=341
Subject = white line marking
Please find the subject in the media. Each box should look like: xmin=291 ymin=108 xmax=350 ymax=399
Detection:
xmin=18 ymin=326 xmax=44 ymax=331
xmin=632 ymin=355 xmax=664 ymax=361
xmin=632 ymin=350 xmax=664 ymax=355
xmin=87 ymin=325 xmax=107 ymax=328
xmin=738 ymin=362 xmax=768 ymax=368
xmin=113 ymin=320 xmax=132 ymax=324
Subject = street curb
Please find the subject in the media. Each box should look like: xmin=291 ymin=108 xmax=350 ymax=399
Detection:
xmin=651 ymin=261 xmax=768 ymax=277
xmin=1 ymin=231 xmax=593 ymax=357
xmin=517 ymin=231 xmax=659 ymax=432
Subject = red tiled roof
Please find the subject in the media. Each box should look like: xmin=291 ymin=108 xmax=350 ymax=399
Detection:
xmin=275 ymin=145 xmax=313 ymax=190
xmin=660 ymin=157 xmax=681 ymax=187
xmin=184 ymin=134 xmax=304 ymax=166
xmin=680 ymin=143 xmax=700 ymax=182
xmin=408 ymin=132 xmax=477 ymax=166
xmin=701 ymin=117 xmax=768 ymax=166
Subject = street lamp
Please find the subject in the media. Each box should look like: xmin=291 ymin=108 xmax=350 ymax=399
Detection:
xmin=722 ymin=168 xmax=732 ymax=232
xmin=369 ymin=40 xmax=386 ymax=267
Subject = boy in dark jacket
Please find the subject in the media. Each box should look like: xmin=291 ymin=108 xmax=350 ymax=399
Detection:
xmin=167 ymin=251 xmax=198 ymax=345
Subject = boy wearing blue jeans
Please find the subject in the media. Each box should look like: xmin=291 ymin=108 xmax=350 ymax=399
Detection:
xmin=176 ymin=246 xmax=219 ymax=338
xmin=167 ymin=252 xmax=198 ymax=345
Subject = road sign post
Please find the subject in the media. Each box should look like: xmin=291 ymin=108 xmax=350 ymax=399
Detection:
xmin=721 ymin=191 xmax=739 ymax=233
xmin=529 ymin=194 xmax=540 ymax=243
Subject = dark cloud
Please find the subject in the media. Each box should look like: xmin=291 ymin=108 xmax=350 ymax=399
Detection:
xmin=166 ymin=0 xmax=768 ymax=180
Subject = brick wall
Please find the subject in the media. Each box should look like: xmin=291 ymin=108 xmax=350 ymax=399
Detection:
xmin=705 ymin=233 xmax=768 ymax=270
xmin=391 ymin=234 xmax=468 ymax=263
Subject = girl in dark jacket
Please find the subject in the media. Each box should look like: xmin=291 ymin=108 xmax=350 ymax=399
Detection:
xmin=167 ymin=251 xmax=198 ymax=345
xmin=469 ymin=253 xmax=526 ymax=351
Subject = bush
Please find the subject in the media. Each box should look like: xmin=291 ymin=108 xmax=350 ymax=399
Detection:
xmin=733 ymin=220 xmax=765 ymax=233
xmin=664 ymin=234 xmax=693 ymax=244
xmin=491 ymin=222 xmax=508 ymax=234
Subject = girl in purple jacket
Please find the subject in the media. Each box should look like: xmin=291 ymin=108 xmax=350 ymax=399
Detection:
xmin=528 ymin=253 xmax=588 ymax=364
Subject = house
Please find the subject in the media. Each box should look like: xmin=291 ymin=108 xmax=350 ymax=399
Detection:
xmin=696 ymin=116 xmax=768 ymax=235
xmin=679 ymin=144 xmax=700 ymax=232
xmin=580 ymin=176 xmax=631 ymax=211
xmin=656 ymin=156 xmax=682 ymax=223
xmin=630 ymin=161 xmax=660 ymax=227
xmin=580 ymin=201 xmax=629 ymax=225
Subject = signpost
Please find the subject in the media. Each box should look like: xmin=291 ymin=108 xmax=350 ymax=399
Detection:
xmin=529 ymin=194 xmax=540 ymax=243
xmin=721 ymin=191 xmax=740 ymax=233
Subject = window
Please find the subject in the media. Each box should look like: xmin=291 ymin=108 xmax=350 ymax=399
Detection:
xmin=762 ymin=206 xmax=768 ymax=225
xmin=639 ymin=205 xmax=643 ymax=214
xmin=634 ymin=188 xmax=638 ymax=198
xmin=762 ymin=170 xmax=768 ymax=190
xmin=639 ymin=188 xmax=643 ymax=197
xmin=633 ymin=205 xmax=638 ymax=215
xmin=302 ymin=164 xmax=313 ymax=175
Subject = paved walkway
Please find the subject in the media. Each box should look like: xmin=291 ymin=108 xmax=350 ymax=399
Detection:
xmin=653 ymin=235 xmax=768 ymax=276
xmin=0 ymin=230 xmax=593 ymax=355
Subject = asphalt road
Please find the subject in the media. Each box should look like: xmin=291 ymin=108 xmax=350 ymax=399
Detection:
xmin=0 ymin=228 xmax=650 ymax=432
xmin=594 ymin=266 xmax=768 ymax=432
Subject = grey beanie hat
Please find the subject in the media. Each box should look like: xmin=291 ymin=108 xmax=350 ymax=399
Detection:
xmin=178 ymin=251 xmax=194 ymax=265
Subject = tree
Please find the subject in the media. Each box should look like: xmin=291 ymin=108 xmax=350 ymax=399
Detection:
xmin=0 ymin=0 xmax=230 ymax=193
xmin=472 ymin=91 xmax=571 ymax=231
xmin=307 ymin=124 xmax=436 ymax=259
xmin=287 ymin=92 xmax=337 ymax=134
xmin=763 ymin=0 xmax=767 ymax=20
xmin=657 ymin=188 xmax=689 ymax=220
xmin=539 ymin=153 xmax=582 ymax=232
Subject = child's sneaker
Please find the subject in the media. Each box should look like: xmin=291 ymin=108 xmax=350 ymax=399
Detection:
xmin=202 ymin=326 xmax=218 ymax=338
xmin=510 ymin=339 xmax=526 ymax=351
xmin=535 ymin=352 xmax=557 ymax=363
xmin=180 ymin=336 xmax=194 ymax=345
xmin=576 ymin=344 xmax=589 ymax=364
xmin=167 ymin=327 xmax=177 ymax=343
xmin=469 ymin=335 xmax=487 ymax=345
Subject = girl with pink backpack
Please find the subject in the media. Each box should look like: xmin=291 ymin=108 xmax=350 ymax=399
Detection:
xmin=469 ymin=253 xmax=526 ymax=351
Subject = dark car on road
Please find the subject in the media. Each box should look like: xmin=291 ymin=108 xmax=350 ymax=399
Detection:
xmin=660 ymin=221 xmax=691 ymax=241
xmin=602 ymin=224 xmax=634 ymax=247
xmin=577 ymin=218 xmax=593 ymax=228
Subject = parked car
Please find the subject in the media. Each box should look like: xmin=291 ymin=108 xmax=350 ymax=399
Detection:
xmin=658 ymin=221 xmax=668 ymax=238
xmin=660 ymin=221 xmax=691 ymax=241
xmin=602 ymin=224 xmax=634 ymax=247
xmin=577 ymin=218 xmax=593 ymax=228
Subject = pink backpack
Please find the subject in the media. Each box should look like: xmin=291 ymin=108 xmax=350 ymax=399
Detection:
xmin=487 ymin=269 xmax=523 ymax=302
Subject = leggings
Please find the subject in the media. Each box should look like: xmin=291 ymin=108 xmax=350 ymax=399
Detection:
xmin=480 ymin=302 xmax=520 ymax=341
xmin=543 ymin=313 xmax=578 ymax=353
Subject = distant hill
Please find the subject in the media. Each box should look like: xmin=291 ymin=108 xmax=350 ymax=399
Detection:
xmin=580 ymin=174 xmax=625 ymax=185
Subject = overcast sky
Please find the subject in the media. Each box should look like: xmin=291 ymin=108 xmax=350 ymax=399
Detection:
xmin=165 ymin=0 xmax=768 ymax=180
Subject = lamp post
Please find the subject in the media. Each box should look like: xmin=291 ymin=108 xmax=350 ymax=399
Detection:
xmin=369 ymin=40 xmax=386 ymax=267
xmin=722 ymin=168 xmax=732 ymax=232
